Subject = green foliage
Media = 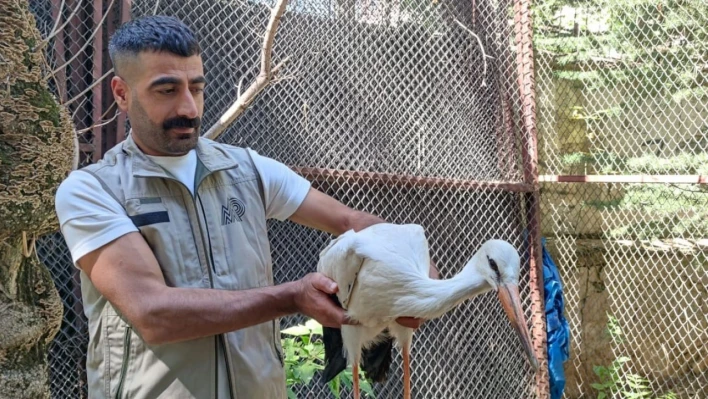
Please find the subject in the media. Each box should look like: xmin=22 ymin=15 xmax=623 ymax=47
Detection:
xmin=591 ymin=356 xmax=651 ymax=399
xmin=281 ymin=319 xmax=375 ymax=399
xmin=592 ymin=317 xmax=677 ymax=399
xmin=604 ymin=314 xmax=624 ymax=344
xmin=623 ymin=153 xmax=708 ymax=175
xmin=577 ymin=182 xmax=708 ymax=239
xmin=534 ymin=0 xmax=708 ymax=146
xmin=559 ymin=151 xmax=708 ymax=239
xmin=535 ymin=0 xmax=708 ymax=86
xmin=561 ymin=151 xmax=624 ymax=174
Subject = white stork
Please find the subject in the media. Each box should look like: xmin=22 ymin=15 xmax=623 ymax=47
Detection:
xmin=317 ymin=223 xmax=538 ymax=399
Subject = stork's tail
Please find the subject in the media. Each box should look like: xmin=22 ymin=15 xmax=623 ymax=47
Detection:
xmin=361 ymin=330 xmax=394 ymax=383
xmin=321 ymin=294 xmax=394 ymax=384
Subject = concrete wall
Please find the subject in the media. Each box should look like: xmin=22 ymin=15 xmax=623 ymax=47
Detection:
xmin=536 ymin=58 xmax=708 ymax=397
xmin=536 ymin=54 xmax=708 ymax=175
xmin=545 ymin=238 xmax=708 ymax=398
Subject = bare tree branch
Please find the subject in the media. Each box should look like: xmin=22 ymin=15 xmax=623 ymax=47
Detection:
xmin=40 ymin=0 xmax=82 ymax=47
xmin=75 ymin=109 xmax=120 ymax=135
xmin=72 ymin=133 xmax=80 ymax=170
xmin=152 ymin=0 xmax=162 ymax=15
xmin=71 ymin=102 xmax=119 ymax=170
xmin=46 ymin=0 xmax=66 ymax=43
xmin=70 ymin=94 xmax=87 ymax=170
xmin=64 ymin=68 xmax=114 ymax=106
xmin=237 ymin=76 xmax=245 ymax=98
xmin=51 ymin=0 xmax=115 ymax=75
xmin=71 ymin=97 xmax=88 ymax=120
xmin=454 ymin=18 xmax=494 ymax=87
xmin=74 ymin=100 xmax=118 ymax=134
xmin=98 ymin=100 xmax=118 ymax=121
xmin=203 ymin=0 xmax=291 ymax=140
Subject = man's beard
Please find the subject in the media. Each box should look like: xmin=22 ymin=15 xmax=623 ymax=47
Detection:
xmin=130 ymin=98 xmax=201 ymax=155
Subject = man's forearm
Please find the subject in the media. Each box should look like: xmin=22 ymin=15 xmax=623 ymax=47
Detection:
xmin=289 ymin=188 xmax=386 ymax=235
xmin=137 ymin=281 xmax=300 ymax=345
xmin=343 ymin=210 xmax=386 ymax=234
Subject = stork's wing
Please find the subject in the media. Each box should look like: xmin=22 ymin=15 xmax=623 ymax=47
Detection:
xmin=354 ymin=223 xmax=431 ymax=278
xmin=318 ymin=224 xmax=429 ymax=386
xmin=322 ymin=295 xmax=348 ymax=383
xmin=317 ymin=224 xmax=431 ymax=305
xmin=316 ymin=229 xmax=365 ymax=309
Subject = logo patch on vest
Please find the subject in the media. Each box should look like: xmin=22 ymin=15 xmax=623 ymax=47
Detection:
xmin=222 ymin=198 xmax=246 ymax=225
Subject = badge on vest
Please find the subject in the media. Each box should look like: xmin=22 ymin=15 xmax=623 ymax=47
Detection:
xmin=221 ymin=197 xmax=246 ymax=225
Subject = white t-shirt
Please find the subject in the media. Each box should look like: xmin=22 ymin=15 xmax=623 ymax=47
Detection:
xmin=55 ymin=148 xmax=311 ymax=265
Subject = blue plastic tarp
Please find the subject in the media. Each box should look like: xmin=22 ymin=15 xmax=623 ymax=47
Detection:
xmin=542 ymin=238 xmax=570 ymax=399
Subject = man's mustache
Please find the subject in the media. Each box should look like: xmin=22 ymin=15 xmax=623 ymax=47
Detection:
xmin=163 ymin=116 xmax=201 ymax=130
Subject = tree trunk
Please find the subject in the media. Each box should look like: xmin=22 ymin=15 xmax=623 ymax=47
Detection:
xmin=0 ymin=0 xmax=76 ymax=397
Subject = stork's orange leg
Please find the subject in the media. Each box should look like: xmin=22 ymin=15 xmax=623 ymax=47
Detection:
xmin=403 ymin=344 xmax=411 ymax=399
xmin=352 ymin=363 xmax=360 ymax=399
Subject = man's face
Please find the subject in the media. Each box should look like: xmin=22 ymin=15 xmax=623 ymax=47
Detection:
xmin=111 ymin=51 xmax=206 ymax=156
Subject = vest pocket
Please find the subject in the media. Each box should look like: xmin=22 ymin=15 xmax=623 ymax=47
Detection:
xmin=105 ymin=317 xmax=134 ymax=399
xmin=272 ymin=320 xmax=284 ymax=367
xmin=125 ymin=196 xmax=204 ymax=287
xmin=114 ymin=326 xmax=132 ymax=399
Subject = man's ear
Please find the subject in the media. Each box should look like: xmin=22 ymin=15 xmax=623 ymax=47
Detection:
xmin=111 ymin=76 xmax=130 ymax=111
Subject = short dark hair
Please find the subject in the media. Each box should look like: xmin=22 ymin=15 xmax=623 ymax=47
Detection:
xmin=109 ymin=15 xmax=201 ymax=74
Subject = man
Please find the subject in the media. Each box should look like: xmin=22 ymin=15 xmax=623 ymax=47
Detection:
xmin=55 ymin=15 xmax=434 ymax=398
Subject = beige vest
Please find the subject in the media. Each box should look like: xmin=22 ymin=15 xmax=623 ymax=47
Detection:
xmin=79 ymin=135 xmax=286 ymax=399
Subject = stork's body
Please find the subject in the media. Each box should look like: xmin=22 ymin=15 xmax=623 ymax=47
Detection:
xmin=317 ymin=223 xmax=537 ymax=399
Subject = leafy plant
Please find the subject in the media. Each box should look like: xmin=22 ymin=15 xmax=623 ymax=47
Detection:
xmin=605 ymin=314 xmax=624 ymax=344
xmin=281 ymin=319 xmax=375 ymax=399
xmin=535 ymin=0 xmax=708 ymax=99
xmin=592 ymin=316 xmax=677 ymax=399
xmin=591 ymin=356 xmax=641 ymax=399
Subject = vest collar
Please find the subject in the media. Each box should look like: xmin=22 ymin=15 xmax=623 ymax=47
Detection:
xmin=121 ymin=131 xmax=239 ymax=179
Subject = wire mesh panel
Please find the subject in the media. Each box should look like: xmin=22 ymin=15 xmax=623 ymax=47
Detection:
xmin=30 ymin=0 xmax=129 ymax=166
xmin=535 ymin=0 xmax=708 ymax=176
xmin=36 ymin=233 xmax=89 ymax=399
xmin=541 ymin=183 xmax=708 ymax=398
xmin=535 ymin=1 xmax=708 ymax=397
xmin=268 ymin=185 xmax=536 ymax=397
xmin=29 ymin=0 xmax=543 ymax=397
xmin=131 ymin=0 xmax=528 ymax=183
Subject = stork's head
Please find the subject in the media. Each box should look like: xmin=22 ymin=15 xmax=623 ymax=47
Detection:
xmin=474 ymin=239 xmax=521 ymax=289
xmin=475 ymin=239 xmax=539 ymax=371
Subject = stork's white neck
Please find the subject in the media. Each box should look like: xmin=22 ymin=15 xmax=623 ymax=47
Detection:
xmin=393 ymin=255 xmax=494 ymax=319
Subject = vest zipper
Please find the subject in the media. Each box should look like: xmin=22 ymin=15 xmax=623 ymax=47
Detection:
xmin=196 ymin=193 xmax=237 ymax=397
xmin=114 ymin=326 xmax=132 ymax=399
xmin=190 ymin=190 xmax=236 ymax=399
xmin=272 ymin=320 xmax=284 ymax=366
xmin=197 ymin=194 xmax=217 ymax=274
xmin=157 ymin=176 xmax=237 ymax=399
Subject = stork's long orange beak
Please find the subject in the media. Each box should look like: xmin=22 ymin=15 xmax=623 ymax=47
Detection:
xmin=498 ymin=284 xmax=539 ymax=371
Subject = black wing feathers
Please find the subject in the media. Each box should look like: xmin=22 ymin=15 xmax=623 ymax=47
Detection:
xmin=321 ymin=294 xmax=394 ymax=384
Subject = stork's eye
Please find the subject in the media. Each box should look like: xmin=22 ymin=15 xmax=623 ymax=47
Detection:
xmin=487 ymin=256 xmax=502 ymax=280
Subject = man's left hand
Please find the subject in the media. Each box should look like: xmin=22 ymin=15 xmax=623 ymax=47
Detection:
xmin=395 ymin=260 xmax=439 ymax=329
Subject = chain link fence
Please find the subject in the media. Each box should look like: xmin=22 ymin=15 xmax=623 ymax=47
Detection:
xmin=535 ymin=0 xmax=708 ymax=398
xmin=36 ymin=233 xmax=89 ymax=399
xmin=31 ymin=0 xmax=708 ymax=397
xmin=31 ymin=0 xmax=545 ymax=397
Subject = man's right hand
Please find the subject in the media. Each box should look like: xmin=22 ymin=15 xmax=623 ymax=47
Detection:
xmin=293 ymin=273 xmax=352 ymax=328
